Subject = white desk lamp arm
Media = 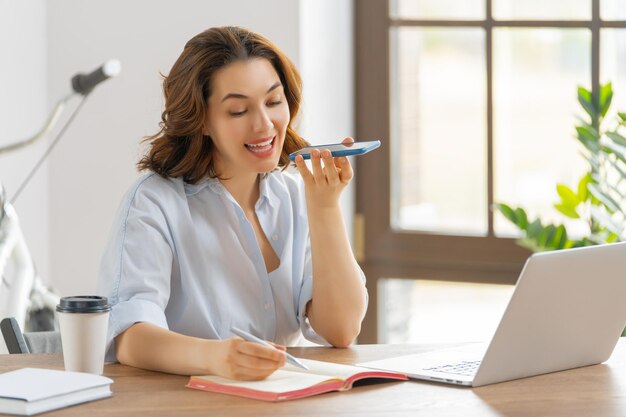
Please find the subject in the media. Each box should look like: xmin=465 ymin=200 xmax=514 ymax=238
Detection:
xmin=0 ymin=58 xmax=121 ymax=155
xmin=0 ymin=97 xmax=69 ymax=155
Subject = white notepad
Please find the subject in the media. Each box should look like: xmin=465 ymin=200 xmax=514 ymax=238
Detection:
xmin=0 ymin=368 xmax=112 ymax=416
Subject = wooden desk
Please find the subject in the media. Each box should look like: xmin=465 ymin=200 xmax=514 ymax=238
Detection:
xmin=2 ymin=339 xmax=626 ymax=417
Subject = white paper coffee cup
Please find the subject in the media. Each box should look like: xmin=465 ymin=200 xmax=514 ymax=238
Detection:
xmin=56 ymin=296 xmax=111 ymax=374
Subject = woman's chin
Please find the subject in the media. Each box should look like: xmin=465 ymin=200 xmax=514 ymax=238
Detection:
xmin=256 ymin=159 xmax=280 ymax=174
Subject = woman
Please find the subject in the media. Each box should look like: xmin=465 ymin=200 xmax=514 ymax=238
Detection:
xmin=97 ymin=26 xmax=367 ymax=380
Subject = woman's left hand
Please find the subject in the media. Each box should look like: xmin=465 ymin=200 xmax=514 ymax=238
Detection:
xmin=294 ymin=137 xmax=354 ymax=209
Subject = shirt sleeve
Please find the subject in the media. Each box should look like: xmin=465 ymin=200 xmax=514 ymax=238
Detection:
xmin=97 ymin=176 xmax=175 ymax=362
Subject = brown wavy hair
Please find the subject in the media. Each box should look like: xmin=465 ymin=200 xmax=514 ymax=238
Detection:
xmin=137 ymin=26 xmax=309 ymax=183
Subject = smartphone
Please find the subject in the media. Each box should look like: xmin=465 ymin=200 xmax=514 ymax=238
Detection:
xmin=289 ymin=140 xmax=381 ymax=161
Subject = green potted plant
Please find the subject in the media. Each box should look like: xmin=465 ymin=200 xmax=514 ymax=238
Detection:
xmin=495 ymin=83 xmax=626 ymax=252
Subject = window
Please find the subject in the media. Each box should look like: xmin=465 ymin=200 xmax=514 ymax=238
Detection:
xmin=355 ymin=0 xmax=626 ymax=343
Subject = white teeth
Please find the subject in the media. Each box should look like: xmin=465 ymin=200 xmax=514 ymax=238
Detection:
xmin=246 ymin=138 xmax=274 ymax=152
xmin=246 ymin=139 xmax=272 ymax=148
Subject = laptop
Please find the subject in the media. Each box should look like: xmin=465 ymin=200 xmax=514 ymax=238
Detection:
xmin=358 ymin=242 xmax=626 ymax=387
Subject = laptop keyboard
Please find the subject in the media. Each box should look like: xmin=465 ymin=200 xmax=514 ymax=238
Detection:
xmin=424 ymin=360 xmax=481 ymax=376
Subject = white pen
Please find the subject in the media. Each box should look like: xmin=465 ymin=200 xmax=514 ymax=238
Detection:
xmin=230 ymin=326 xmax=309 ymax=370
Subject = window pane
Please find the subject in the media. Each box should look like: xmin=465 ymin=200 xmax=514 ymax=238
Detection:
xmin=379 ymin=279 xmax=513 ymax=343
xmin=391 ymin=28 xmax=487 ymax=234
xmin=493 ymin=0 xmax=590 ymax=20
xmin=493 ymin=29 xmax=591 ymax=237
xmin=601 ymin=29 xmax=626 ymax=116
xmin=390 ymin=0 xmax=484 ymax=20
xmin=602 ymin=0 xmax=626 ymax=20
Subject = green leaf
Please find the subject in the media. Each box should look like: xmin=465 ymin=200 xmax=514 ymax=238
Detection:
xmin=569 ymin=239 xmax=586 ymax=249
xmin=606 ymin=232 xmax=620 ymax=243
xmin=590 ymin=194 xmax=602 ymax=206
xmin=514 ymin=208 xmax=528 ymax=229
xmin=588 ymin=183 xmax=620 ymax=213
xmin=554 ymin=203 xmax=580 ymax=219
xmin=577 ymin=173 xmax=591 ymax=201
xmin=563 ymin=240 xmax=576 ymax=249
xmin=599 ymin=82 xmax=613 ymax=117
xmin=527 ymin=219 xmax=543 ymax=240
xmin=538 ymin=225 xmax=557 ymax=249
xmin=494 ymin=203 xmax=517 ymax=225
xmin=553 ymin=225 xmax=568 ymax=249
xmin=578 ymin=123 xmax=599 ymax=137
xmin=618 ymin=112 xmax=626 ymax=122
xmin=575 ymin=126 xmax=599 ymax=152
xmin=556 ymin=184 xmax=580 ymax=207
xmin=577 ymin=86 xmax=596 ymax=119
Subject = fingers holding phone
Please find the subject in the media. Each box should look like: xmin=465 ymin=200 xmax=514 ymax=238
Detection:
xmin=335 ymin=138 xmax=354 ymax=183
xmin=321 ymin=148 xmax=341 ymax=186
xmin=289 ymin=138 xmax=380 ymax=161
xmin=294 ymin=137 xmax=356 ymax=208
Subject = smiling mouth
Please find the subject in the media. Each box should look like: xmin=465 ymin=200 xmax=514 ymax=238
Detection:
xmin=245 ymin=137 xmax=274 ymax=153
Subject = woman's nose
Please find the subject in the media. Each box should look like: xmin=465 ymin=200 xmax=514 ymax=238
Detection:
xmin=252 ymin=108 xmax=273 ymax=132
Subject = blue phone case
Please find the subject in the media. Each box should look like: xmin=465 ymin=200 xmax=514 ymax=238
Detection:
xmin=288 ymin=140 xmax=381 ymax=161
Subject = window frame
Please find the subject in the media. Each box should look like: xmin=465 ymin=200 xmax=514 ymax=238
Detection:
xmin=355 ymin=0 xmax=626 ymax=343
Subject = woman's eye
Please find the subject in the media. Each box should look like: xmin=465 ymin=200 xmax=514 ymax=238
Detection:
xmin=229 ymin=110 xmax=247 ymax=117
xmin=268 ymin=100 xmax=282 ymax=107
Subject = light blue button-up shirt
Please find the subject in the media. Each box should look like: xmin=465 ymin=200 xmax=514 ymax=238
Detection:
xmin=97 ymin=170 xmax=338 ymax=361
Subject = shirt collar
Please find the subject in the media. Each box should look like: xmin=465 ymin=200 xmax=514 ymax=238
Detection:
xmin=183 ymin=179 xmax=213 ymax=196
xmin=193 ymin=174 xmax=274 ymax=207
xmin=205 ymin=177 xmax=226 ymax=196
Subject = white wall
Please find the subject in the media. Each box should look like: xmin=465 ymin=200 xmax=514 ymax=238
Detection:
xmin=0 ymin=0 xmax=49 ymax=289
xmin=43 ymin=0 xmax=354 ymax=295
xmin=299 ymin=0 xmax=355 ymax=239
xmin=46 ymin=0 xmax=300 ymax=295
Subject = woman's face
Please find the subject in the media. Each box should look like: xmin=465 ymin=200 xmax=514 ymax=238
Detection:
xmin=204 ymin=58 xmax=290 ymax=178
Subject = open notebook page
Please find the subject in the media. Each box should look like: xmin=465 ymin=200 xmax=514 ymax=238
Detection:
xmin=192 ymin=358 xmax=385 ymax=393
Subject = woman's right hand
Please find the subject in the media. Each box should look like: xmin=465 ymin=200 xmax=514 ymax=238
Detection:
xmin=210 ymin=337 xmax=287 ymax=380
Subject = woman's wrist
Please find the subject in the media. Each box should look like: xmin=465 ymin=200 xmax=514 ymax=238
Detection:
xmin=199 ymin=338 xmax=225 ymax=376
xmin=306 ymin=203 xmax=342 ymax=218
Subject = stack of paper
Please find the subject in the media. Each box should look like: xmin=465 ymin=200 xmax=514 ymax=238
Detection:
xmin=0 ymin=368 xmax=112 ymax=415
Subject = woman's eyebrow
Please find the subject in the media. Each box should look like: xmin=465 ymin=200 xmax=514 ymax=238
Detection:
xmin=220 ymin=81 xmax=282 ymax=103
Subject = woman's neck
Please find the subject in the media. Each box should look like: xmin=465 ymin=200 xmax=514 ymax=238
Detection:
xmin=219 ymin=172 xmax=260 ymax=212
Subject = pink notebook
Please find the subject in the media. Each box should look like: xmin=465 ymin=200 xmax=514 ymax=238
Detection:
xmin=186 ymin=358 xmax=407 ymax=401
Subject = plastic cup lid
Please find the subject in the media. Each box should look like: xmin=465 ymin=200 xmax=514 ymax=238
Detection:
xmin=56 ymin=296 xmax=111 ymax=313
